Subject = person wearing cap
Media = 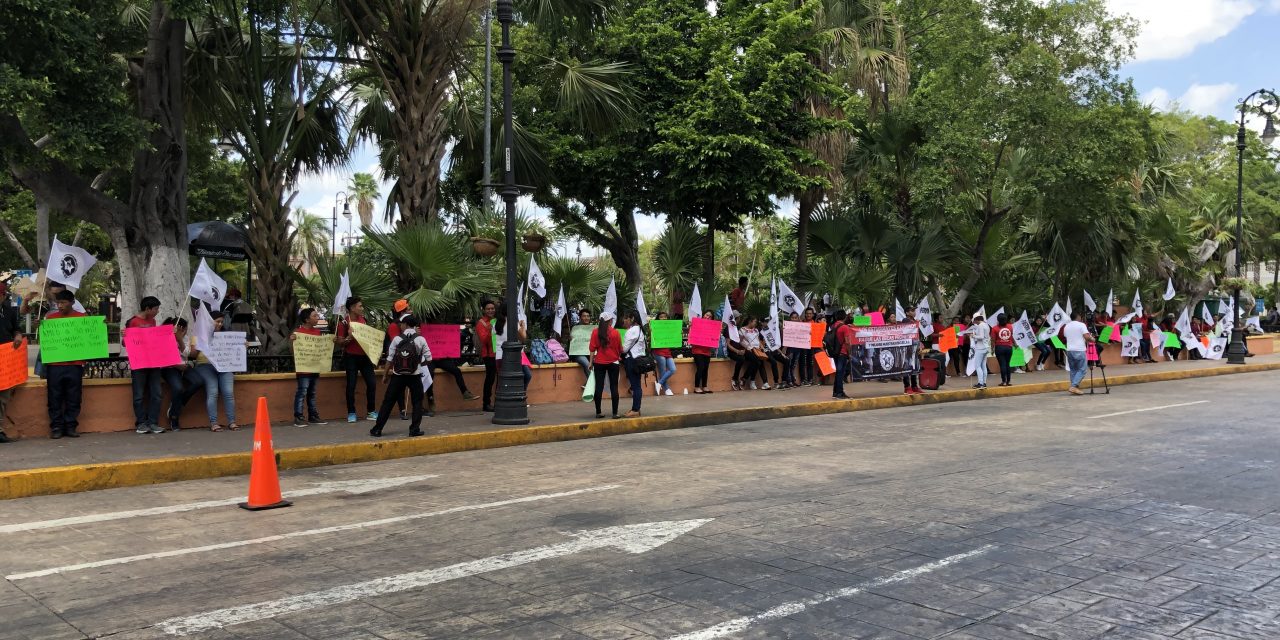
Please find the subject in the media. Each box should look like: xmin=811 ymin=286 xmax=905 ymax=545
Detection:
xmin=44 ymin=290 xmax=87 ymax=439
xmin=0 ymin=282 xmax=23 ymax=443
xmin=966 ymin=311 xmax=991 ymax=389
xmin=371 ymin=314 xmax=430 ymax=437
xmin=590 ymin=311 xmax=623 ymax=418
xmin=384 ymin=299 xmax=412 ymax=419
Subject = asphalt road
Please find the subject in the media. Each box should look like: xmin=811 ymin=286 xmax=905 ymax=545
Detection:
xmin=3 ymin=372 xmax=1280 ymax=639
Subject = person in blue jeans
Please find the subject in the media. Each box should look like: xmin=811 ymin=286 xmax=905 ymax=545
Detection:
xmin=190 ymin=311 xmax=239 ymax=431
xmin=1062 ymin=311 xmax=1096 ymax=395
xmin=620 ymin=311 xmax=646 ymax=416
xmin=651 ymin=312 xmax=677 ymax=395
xmin=290 ymin=308 xmax=328 ymax=427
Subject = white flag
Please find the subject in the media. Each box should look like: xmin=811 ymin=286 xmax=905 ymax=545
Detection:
xmin=763 ymin=279 xmax=781 ymax=351
xmin=1206 ymin=336 xmax=1228 ymax=360
xmin=188 ymin=258 xmax=227 ymax=308
xmin=722 ymin=294 xmax=739 ymax=343
xmin=988 ymin=306 xmax=1006 ymax=325
xmin=916 ymin=296 xmax=934 ymax=337
xmin=1064 ymin=298 xmax=1072 ymax=316
xmin=554 ymin=284 xmax=567 ymax=336
xmin=776 ymin=279 xmax=805 ymax=316
xmin=527 ymin=255 xmax=547 ymax=299
xmin=1106 ymin=289 xmax=1114 ymax=317
xmin=193 ymin=302 xmax=215 ymax=352
xmin=1046 ymin=302 xmax=1068 ymax=333
xmin=1131 ymin=290 xmax=1144 ymax=317
xmin=1083 ymin=290 xmax=1096 ymax=312
xmin=1013 ymin=311 xmax=1036 ymax=348
xmin=603 ymin=277 xmax=617 ymax=323
xmin=689 ymin=283 xmax=702 ymax=319
xmin=974 ymin=305 xmax=986 ymax=323
xmin=635 ymin=287 xmax=649 ymax=326
xmin=1163 ymin=277 xmax=1175 ymax=301
xmin=894 ymin=298 xmax=906 ymax=321
xmin=1200 ymin=303 xmax=1214 ymax=327
xmin=517 ymin=283 xmax=527 ymax=324
xmin=331 ymin=269 xmax=352 ymax=316
xmin=45 ymin=236 xmax=97 ymax=290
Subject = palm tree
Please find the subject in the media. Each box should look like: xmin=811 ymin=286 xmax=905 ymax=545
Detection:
xmin=349 ymin=173 xmax=380 ymax=228
xmin=290 ymin=209 xmax=331 ymax=274
xmin=366 ymin=221 xmax=501 ymax=319
xmin=653 ymin=220 xmax=704 ymax=310
xmin=294 ymin=254 xmax=399 ymax=319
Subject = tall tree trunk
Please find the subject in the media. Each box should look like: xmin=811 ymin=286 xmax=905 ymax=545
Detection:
xmin=35 ymin=195 xmax=50 ymax=265
xmin=943 ymin=204 xmax=1006 ymax=321
xmin=703 ymin=225 xmax=716 ymax=292
xmin=245 ymin=183 xmax=298 ymax=354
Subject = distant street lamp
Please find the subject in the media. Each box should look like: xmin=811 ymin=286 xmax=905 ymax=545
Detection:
xmin=1227 ymin=89 xmax=1278 ymax=365
xmin=332 ymin=191 xmax=350 ymax=258
xmin=492 ymin=0 xmax=532 ymax=426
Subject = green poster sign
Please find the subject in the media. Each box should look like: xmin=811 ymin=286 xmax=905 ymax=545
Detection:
xmin=40 ymin=315 xmax=108 ymax=364
xmin=1010 ymin=346 xmax=1028 ymax=368
xmin=649 ymin=320 xmax=683 ymax=348
xmin=568 ymin=324 xmax=595 ymax=356
xmin=1050 ymin=335 xmax=1066 ymax=349
xmin=1163 ymin=331 xmax=1182 ymax=349
xmin=853 ymin=315 xmax=872 ymax=326
xmin=1099 ymin=325 xmax=1114 ymax=343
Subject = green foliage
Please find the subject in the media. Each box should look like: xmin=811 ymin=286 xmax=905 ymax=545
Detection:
xmin=366 ymin=222 xmax=502 ymax=320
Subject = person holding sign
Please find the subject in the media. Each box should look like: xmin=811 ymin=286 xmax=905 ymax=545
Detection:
xmin=124 ymin=296 xmax=167 ymax=435
xmin=192 ymin=311 xmax=239 ymax=431
xmin=651 ymin=312 xmax=677 ymax=396
xmin=335 ymin=297 xmax=379 ymax=423
xmin=289 ymin=308 xmax=329 ymax=427
xmin=160 ymin=317 xmax=198 ymax=431
xmin=569 ymin=309 xmax=595 ymax=384
xmin=43 ymin=291 xmax=88 ymax=439
xmin=690 ymin=310 xmax=715 ymax=394
xmin=0 ymin=283 xmax=23 ymax=443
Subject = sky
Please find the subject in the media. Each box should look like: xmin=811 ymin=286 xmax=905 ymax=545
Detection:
xmin=292 ymin=0 xmax=1280 ymax=253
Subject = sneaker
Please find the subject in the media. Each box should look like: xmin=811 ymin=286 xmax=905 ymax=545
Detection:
xmin=664 ymin=388 xmax=674 ymax=396
xmin=149 ymin=424 xmax=166 ymax=434
xmin=136 ymin=425 xmax=150 ymax=434
xmin=832 ymin=393 xmax=850 ymax=399
xmin=625 ymin=410 xmax=641 ymax=418
xmin=347 ymin=413 xmax=357 ymax=423
xmin=750 ymin=381 xmax=758 ymax=390
xmin=168 ymin=416 xmax=181 ymax=432
xmin=1014 ymin=369 xmax=1026 ymax=374
xmin=366 ymin=411 xmax=379 ymax=421
xmin=294 ymin=417 xmax=307 ymax=427
xmin=1069 ymin=386 xmax=1084 ymax=395
xmin=309 ymin=417 xmax=328 ymax=425
xmin=911 ymin=387 xmax=924 ymax=394
xmin=973 ymin=383 xmax=982 ymax=389
xmin=761 ymin=383 xmax=771 ymax=390
xmin=462 ymin=391 xmax=479 ymax=400
xmin=655 ymin=382 xmax=662 ymax=395
xmin=399 ymin=410 xmax=408 ymax=421
xmin=904 ymin=388 xmax=914 ymax=395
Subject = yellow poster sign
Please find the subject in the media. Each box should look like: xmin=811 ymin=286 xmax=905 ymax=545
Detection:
xmin=292 ymin=332 xmax=334 ymax=373
xmin=348 ymin=321 xmax=386 ymax=365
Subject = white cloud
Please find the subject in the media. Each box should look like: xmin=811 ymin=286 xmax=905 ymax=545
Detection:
xmin=1143 ymin=83 xmax=1239 ymax=117
xmin=1142 ymin=87 xmax=1172 ymax=109
xmin=1109 ymin=0 xmax=1258 ymax=62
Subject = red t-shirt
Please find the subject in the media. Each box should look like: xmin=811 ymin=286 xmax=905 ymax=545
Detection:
xmin=834 ymin=321 xmax=854 ymax=356
xmin=125 ymin=315 xmax=156 ymax=331
xmin=295 ymin=326 xmax=323 ymax=376
xmin=45 ymin=310 xmax=89 ymax=366
xmin=652 ymin=348 xmax=672 ymax=358
xmin=590 ymin=327 xmax=622 ymax=365
xmin=992 ymin=324 xmax=1014 ymax=347
xmin=691 ymin=344 xmax=713 ymax=357
xmin=475 ymin=317 xmax=494 ymax=358
xmin=335 ymin=315 xmax=368 ymax=355
xmin=729 ymin=287 xmax=745 ymax=310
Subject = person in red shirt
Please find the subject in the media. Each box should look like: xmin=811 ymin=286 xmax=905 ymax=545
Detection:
xmin=44 ymin=290 xmax=88 ymax=439
xmin=729 ymin=277 xmax=747 ymax=310
xmin=335 ymin=297 xmax=378 ymax=422
xmin=991 ymin=313 xmax=1016 ymax=386
xmin=691 ymin=310 xmax=715 ymax=394
xmin=125 ymin=296 xmax=166 ymax=434
xmin=832 ymin=310 xmax=854 ymax=399
xmin=289 ymin=307 xmax=329 ymax=426
xmin=589 ymin=311 xmax=623 ymax=418
xmin=475 ymin=299 xmax=497 ymax=412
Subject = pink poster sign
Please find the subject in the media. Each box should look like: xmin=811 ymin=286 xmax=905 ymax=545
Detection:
xmin=868 ymin=311 xmax=885 ymax=326
xmin=688 ymin=318 xmax=722 ymax=349
xmin=124 ymin=325 xmax=182 ymax=370
xmin=1086 ymin=342 xmax=1099 ymax=362
xmin=421 ymin=324 xmax=462 ymax=359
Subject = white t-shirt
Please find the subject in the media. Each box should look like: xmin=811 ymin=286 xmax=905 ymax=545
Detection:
xmin=622 ymin=325 xmax=647 ymax=358
xmin=1062 ymin=320 xmax=1090 ymax=352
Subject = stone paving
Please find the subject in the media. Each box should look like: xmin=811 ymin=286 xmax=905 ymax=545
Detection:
xmin=1 ymin=371 xmax=1279 ymax=638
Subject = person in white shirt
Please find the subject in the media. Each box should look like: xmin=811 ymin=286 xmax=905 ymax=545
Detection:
xmin=1061 ymin=311 xmax=1095 ymax=395
xmin=372 ymin=314 xmax=431 ymax=437
xmin=621 ymin=310 xmax=647 ymax=417
xmin=966 ymin=313 xmax=992 ymax=389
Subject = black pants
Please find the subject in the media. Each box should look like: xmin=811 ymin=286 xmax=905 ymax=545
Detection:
xmin=693 ymin=354 xmax=710 ymax=388
xmin=902 ymin=373 xmax=919 ymax=389
xmin=47 ymin=365 xmax=83 ymax=435
xmin=623 ymin=357 xmax=642 ymax=412
xmin=373 ymin=375 xmax=423 ymax=435
xmin=344 ymin=354 xmax=376 ymax=414
xmin=593 ymin=362 xmax=620 ymax=416
xmin=994 ymin=345 xmax=1013 ymax=384
xmin=482 ymin=356 xmax=497 ymax=408
xmin=131 ymin=367 xmax=163 ymax=426
xmin=949 ymin=347 xmax=966 ymax=376
xmin=426 ymin=358 xmax=469 ymax=402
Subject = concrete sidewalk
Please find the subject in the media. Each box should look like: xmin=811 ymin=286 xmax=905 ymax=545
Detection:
xmin=2 ymin=354 xmax=1278 ymax=499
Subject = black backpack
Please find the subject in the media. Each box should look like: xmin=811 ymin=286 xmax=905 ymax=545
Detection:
xmin=823 ymin=323 xmax=841 ymax=358
xmin=391 ymin=336 xmax=423 ymax=375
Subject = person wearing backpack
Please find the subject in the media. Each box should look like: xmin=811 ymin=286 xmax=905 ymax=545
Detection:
xmin=371 ymin=314 xmax=430 ymax=438
xmin=828 ymin=310 xmax=854 ymax=399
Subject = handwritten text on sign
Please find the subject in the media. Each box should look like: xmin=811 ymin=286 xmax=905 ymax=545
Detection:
xmin=124 ymin=325 xmax=182 ymax=369
xmin=292 ymin=332 xmax=333 ymax=373
xmin=649 ymin=320 xmax=683 ymax=348
xmin=420 ymin=324 xmax=461 ymax=359
xmin=40 ymin=315 xmax=108 ymax=364
xmin=349 ymin=321 xmax=385 ymax=364
xmin=688 ymin=318 xmax=721 ymax=349
xmin=206 ymin=331 xmax=247 ymax=373
xmin=0 ymin=342 xmax=28 ymax=391
xmin=782 ymin=321 xmax=811 ymax=349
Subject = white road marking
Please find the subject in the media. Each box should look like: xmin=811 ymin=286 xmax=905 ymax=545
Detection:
xmin=665 ymin=545 xmax=995 ymax=640
xmin=6 ymin=484 xmax=621 ymax=580
xmin=156 ymin=518 xmax=712 ymax=636
xmin=1087 ymin=400 xmax=1209 ymax=420
xmin=0 ymin=475 xmax=438 ymax=534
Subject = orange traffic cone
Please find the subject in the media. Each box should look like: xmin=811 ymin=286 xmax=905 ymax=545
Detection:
xmin=239 ymin=397 xmax=292 ymax=511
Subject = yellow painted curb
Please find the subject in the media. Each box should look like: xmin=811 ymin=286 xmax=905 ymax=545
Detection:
xmin=2 ymin=361 xmax=1278 ymax=500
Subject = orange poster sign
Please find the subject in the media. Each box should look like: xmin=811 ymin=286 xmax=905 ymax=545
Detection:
xmin=937 ymin=327 xmax=958 ymax=352
xmin=814 ymin=351 xmax=836 ymax=377
xmin=810 ymin=322 xmax=826 ymax=348
xmin=0 ymin=341 xmax=29 ymax=391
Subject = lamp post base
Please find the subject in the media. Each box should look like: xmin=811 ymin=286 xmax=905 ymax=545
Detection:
xmin=1226 ymin=328 xmax=1247 ymax=365
xmin=492 ymin=343 xmax=530 ymax=425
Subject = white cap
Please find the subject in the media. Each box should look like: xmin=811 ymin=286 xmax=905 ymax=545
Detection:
xmin=599 ymin=311 xmax=616 ymax=322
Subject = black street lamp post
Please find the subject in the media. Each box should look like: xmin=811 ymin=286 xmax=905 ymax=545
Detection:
xmin=331 ymin=191 xmax=350 ymax=259
xmin=492 ymin=0 xmax=529 ymax=425
xmin=1227 ymin=89 xmax=1278 ymax=365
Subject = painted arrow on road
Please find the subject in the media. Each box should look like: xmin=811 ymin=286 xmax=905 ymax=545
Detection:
xmin=157 ymin=518 xmax=713 ymax=636
xmin=0 ymin=474 xmax=438 ymax=534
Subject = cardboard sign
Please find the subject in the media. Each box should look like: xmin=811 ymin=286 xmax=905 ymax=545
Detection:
xmin=568 ymin=324 xmax=594 ymax=356
xmin=0 ymin=342 xmax=28 ymax=391
xmin=1010 ymin=346 xmax=1029 ymax=368
xmin=868 ymin=311 xmax=885 ymax=326
xmin=814 ymin=351 xmax=836 ymax=376
xmin=937 ymin=327 xmax=958 ymax=352
xmin=688 ymin=318 xmax=722 ymax=349
xmin=40 ymin=315 xmax=108 ymax=363
xmin=783 ymin=321 xmax=811 ymax=349
xmin=1086 ymin=343 xmax=1099 ymax=362
xmin=649 ymin=320 xmax=683 ymax=348
xmin=206 ymin=331 xmax=247 ymax=373
xmin=292 ymin=332 xmax=333 ymax=373
xmin=123 ymin=325 xmax=182 ymax=370
xmin=347 ymin=321 xmax=385 ymax=364
xmin=853 ymin=315 xmax=872 ymax=326
xmin=420 ymin=324 xmax=461 ymax=359
xmin=1163 ymin=331 xmax=1181 ymax=349
xmin=810 ymin=322 xmax=826 ymax=348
